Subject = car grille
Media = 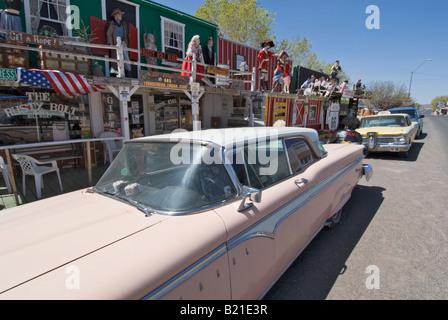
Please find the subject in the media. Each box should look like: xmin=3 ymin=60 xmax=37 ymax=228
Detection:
xmin=362 ymin=137 xmax=398 ymax=144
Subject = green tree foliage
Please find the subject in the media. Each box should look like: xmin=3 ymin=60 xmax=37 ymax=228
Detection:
xmin=278 ymin=37 xmax=322 ymax=69
xmin=194 ymin=0 xmax=276 ymax=48
xmin=195 ymin=0 xmax=349 ymax=80
xmin=430 ymin=96 xmax=448 ymax=111
xmin=364 ymin=80 xmax=411 ymax=111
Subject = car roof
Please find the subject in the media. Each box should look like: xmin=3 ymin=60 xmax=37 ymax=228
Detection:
xmin=389 ymin=106 xmax=417 ymax=110
xmin=131 ymin=127 xmax=319 ymax=149
xmin=363 ymin=113 xmax=410 ymax=118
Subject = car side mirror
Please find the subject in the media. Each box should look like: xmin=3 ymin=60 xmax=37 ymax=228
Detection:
xmin=237 ymin=185 xmax=262 ymax=212
xmin=419 ymin=115 xmax=425 ymax=118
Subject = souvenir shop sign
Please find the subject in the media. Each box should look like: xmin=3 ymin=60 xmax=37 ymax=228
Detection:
xmin=140 ymin=70 xmax=188 ymax=90
xmin=140 ymin=49 xmax=178 ymax=63
xmin=2 ymin=91 xmax=77 ymax=118
xmin=2 ymin=102 xmax=76 ymax=118
xmin=6 ymin=30 xmax=61 ymax=47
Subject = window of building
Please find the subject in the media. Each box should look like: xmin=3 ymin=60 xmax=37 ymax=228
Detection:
xmin=308 ymin=105 xmax=317 ymax=120
xmin=0 ymin=89 xmax=91 ymax=144
xmin=160 ymin=16 xmax=185 ymax=66
xmin=101 ymin=93 xmax=121 ymax=135
xmin=27 ymin=0 xmax=71 ymax=36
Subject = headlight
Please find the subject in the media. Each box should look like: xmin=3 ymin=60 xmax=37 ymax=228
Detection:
xmin=394 ymin=136 xmax=407 ymax=144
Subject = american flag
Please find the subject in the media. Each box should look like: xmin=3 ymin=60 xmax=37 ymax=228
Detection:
xmin=17 ymin=69 xmax=105 ymax=98
xmin=302 ymin=78 xmax=313 ymax=88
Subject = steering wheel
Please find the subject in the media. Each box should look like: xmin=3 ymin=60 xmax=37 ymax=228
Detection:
xmin=196 ymin=165 xmax=221 ymax=201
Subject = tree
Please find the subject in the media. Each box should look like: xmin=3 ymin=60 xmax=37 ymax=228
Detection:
xmin=195 ymin=0 xmax=349 ymax=80
xmin=364 ymin=81 xmax=410 ymax=111
xmin=430 ymin=96 xmax=448 ymax=111
xmin=277 ymin=37 xmax=322 ymax=69
xmin=194 ymin=0 xmax=276 ymax=48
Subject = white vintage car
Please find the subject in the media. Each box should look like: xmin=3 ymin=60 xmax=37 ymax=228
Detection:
xmin=0 ymin=127 xmax=372 ymax=299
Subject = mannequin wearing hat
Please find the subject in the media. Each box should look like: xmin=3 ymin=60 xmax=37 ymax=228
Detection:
xmin=106 ymin=8 xmax=131 ymax=75
xmin=257 ymin=40 xmax=275 ymax=91
xmin=271 ymin=50 xmax=290 ymax=93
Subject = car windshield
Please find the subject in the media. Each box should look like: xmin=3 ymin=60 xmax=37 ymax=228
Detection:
xmin=94 ymin=142 xmax=237 ymax=214
xmin=360 ymin=116 xmax=407 ymax=128
xmin=389 ymin=109 xmax=417 ymax=118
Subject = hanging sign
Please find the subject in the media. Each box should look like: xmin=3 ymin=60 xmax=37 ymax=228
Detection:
xmin=140 ymin=49 xmax=178 ymax=63
xmin=342 ymin=89 xmax=355 ymax=99
xmin=207 ymin=65 xmax=230 ymax=76
xmin=140 ymin=70 xmax=188 ymax=89
xmin=0 ymin=68 xmax=17 ymax=80
xmin=7 ymin=30 xmax=61 ymax=47
xmin=190 ymin=82 xmax=200 ymax=93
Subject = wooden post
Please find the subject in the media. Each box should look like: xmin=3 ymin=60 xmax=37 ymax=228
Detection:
xmin=5 ymin=149 xmax=19 ymax=204
xmin=86 ymin=141 xmax=92 ymax=185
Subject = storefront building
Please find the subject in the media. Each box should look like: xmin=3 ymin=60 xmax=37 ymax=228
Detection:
xmin=0 ymin=0 xmax=220 ymax=146
xmin=1 ymin=0 xmax=335 ymax=154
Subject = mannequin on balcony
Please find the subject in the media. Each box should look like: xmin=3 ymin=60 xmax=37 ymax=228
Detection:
xmin=181 ymin=35 xmax=205 ymax=83
xmin=202 ymin=37 xmax=216 ymax=84
xmin=106 ymin=8 xmax=131 ymax=76
xmin=0 ymin=0 xmax=23 ymax=32
xmin=257 ymin=40 xmax=275 ymax=91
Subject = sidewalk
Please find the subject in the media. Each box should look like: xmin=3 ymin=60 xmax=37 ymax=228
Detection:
xmin=0 ymin=164 xmax=109 ymax=211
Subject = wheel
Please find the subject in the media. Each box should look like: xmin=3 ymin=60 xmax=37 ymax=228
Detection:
xmin=417 ymin=129 xmax=422 ymax=138
xmin=326 ymin=208 xmax=342 ymax=229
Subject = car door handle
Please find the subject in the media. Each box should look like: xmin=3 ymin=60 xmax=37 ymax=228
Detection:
xmin=295 ymin=178 xmax=308 ymax=187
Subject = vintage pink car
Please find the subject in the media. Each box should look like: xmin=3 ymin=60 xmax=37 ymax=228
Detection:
xmin=0 ymin=127 xmax=372 ymax=299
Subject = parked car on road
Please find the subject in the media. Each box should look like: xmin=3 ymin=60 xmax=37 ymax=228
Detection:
xmin=388 ymin=106 xmax=424 ymax=138
xmin=0 ymin=127 xmax=372 ymax=300
xmin=357 ymin=113 xmax=418 ymax=158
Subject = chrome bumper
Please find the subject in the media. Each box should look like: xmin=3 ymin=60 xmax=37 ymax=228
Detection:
xmin=362 ymin=143 xmax=411 ymax=153
xmin=363 ymin=164 xmax=373 ymax=182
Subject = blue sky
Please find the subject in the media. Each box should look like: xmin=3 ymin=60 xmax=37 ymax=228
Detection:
xmin=155 ymin=0 xmax=447 ymax=105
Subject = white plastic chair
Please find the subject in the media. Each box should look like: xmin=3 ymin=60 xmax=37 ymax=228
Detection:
xmin=100 ymin=132 xmax=123 ymax=164
xmin=12 ymin=154 xmax=63 ymax=199
xmin=0 ymin=156 xmax=12 ymax=193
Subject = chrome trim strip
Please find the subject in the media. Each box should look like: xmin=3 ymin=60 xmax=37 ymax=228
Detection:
xmin=141 ymin=244 xmax=228 ymax=300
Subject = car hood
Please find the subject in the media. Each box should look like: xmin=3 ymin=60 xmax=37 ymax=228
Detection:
xmin=357 ymin=126 xmax=410 ymax=136
xmin=0 ymin=189 xmax=167 ymax=295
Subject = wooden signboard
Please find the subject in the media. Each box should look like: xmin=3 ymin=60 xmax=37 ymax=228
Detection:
xmin=140 ymin=70 xmax=188 ymax=90
xmin=207 ymin=65 xmax=230 ymax=76
xmin=140 ymin=49 xmax=178 ymax=63
xmin=6 ymin=30 xmax=61 ymax=47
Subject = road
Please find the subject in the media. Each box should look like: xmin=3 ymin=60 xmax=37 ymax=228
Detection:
xmin=264 ymin=110 xmax=448 ymax=300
